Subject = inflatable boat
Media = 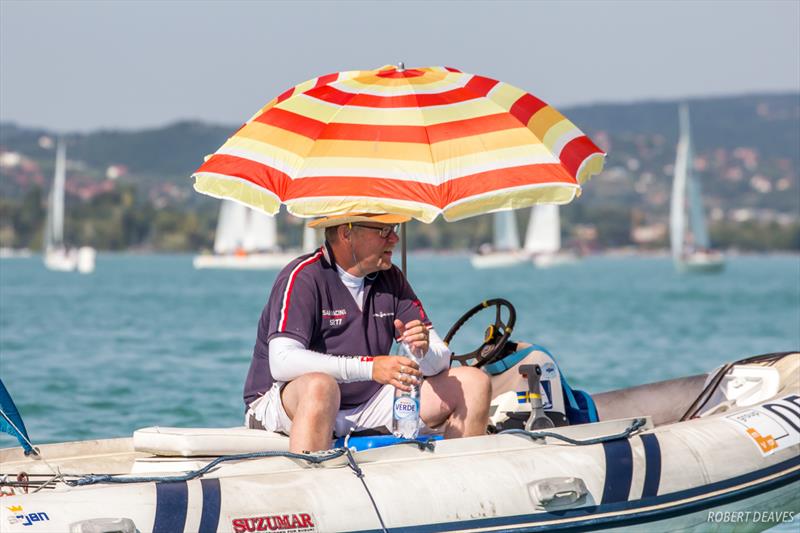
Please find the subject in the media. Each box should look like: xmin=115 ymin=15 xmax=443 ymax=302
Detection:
xmin=1 ymin=299 xmax=798 ymax=533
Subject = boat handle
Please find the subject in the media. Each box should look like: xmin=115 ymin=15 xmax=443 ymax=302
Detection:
xmin=529 ymin=476 xmax=588 ymax=507
xmin=69 ymin=517 xmax=137 ymax=533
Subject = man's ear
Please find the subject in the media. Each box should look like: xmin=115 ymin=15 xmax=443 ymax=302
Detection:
xmin=339 ymin=225 xmax=351 ymax=241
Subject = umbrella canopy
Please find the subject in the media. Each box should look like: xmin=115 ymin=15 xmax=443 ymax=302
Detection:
xmin=192 ymin=64 xmax=605 ymax=222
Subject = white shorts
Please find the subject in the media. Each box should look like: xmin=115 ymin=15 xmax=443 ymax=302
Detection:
xmin=247 ymin=382 xmax=423 ymax=437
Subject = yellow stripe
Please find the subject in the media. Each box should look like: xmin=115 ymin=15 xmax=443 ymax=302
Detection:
xmin=275 ymin=95 xmax=344 ymax=124
xmin=193 ymin=174 xmax=281 ymax=215
xmin=293 ymin=78 xmax=319 ymax=95
xmin=286 ymin=197 xmax=440 ymax=224
xmin=233 ymin=123 xmax=553 ymax=169
xmin=577 ymin=153 xmax=606 ymax=184
xmin=277 ymin=95 xmax=505 ymax=126
xmin=296 ymin=156 xmax=436 ymax=180
xmin=443 ymin=186 xmax=579 ymax=221
xmin=215 ymin=145 xmax=560 ymax=184
xmin=307 ymin=139 xmax=434 ymax=162
xmin=283 ymin=130 xmax=553 ymax=166
xmin=542 ymin=119 xmax=578 ymax=152
xmin=486 ymin=83 xmax=528 ymax=112
xmin=430 ymin=128 xmax=543 ymax=161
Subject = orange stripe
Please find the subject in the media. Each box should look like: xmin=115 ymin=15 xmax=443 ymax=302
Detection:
xmin=254 ymin=108 xmax=328 ymax=140
xmin=284 ymin=164 xmax=575 ymax=208
xmin=251 ymin=109 xmax=526 ymax=145
xmin=317 ymin=122 xmax=430 ymax=143
xmin=426 ymin=113 xmax=526 ymax=143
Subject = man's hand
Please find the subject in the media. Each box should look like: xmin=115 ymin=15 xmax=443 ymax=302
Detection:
xmin=394 ymin=319 xmax=429 ymax=358
xmin=371 ymin=355 xmax=422 ymax=392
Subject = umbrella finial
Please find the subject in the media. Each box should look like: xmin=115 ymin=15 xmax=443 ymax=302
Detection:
xmin=396 ymin=62 xmax=405 ymax=72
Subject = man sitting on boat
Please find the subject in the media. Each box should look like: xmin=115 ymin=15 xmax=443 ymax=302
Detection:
xmin=243 ymin=213 xmax=492 ymax=453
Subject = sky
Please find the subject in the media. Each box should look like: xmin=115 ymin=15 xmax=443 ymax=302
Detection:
xmin=1 ymin=0 xmax=798 ymax=132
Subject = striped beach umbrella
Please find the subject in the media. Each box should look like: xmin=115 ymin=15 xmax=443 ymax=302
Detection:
xmin=192 ymin=64 xmax=605 ymax=223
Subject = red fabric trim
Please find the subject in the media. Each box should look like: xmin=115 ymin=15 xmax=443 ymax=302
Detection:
xmin=560 ymin=136 xmax=604 ymax=178
xmin=509 ymin=93 xmax=547 ymax=127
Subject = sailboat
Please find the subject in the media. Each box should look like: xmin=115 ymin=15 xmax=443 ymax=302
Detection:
xmin=524 ymin=204 xmax=578 ymax=268
xmin=43 ymin=139 xmax=95 ymax=274
xmin=193 ymin=201 xmax=317 ymax=270
xmin=470 ymin=210 xmax=525 ymax=269
xmin=669 ymin=104 xmax=725 ymax=273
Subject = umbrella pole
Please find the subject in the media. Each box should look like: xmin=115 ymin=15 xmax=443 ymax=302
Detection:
xmin=401 ymin=222 xmax=407 ymax=277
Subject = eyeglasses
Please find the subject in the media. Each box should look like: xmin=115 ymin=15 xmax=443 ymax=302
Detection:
xmin=350 ymin=223 xmax=400 ymax=239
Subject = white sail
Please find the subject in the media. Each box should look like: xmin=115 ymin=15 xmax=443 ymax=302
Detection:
xmin=524 ymin=205 xmax=561 ymax=254
xmin=43 ymin=139 xmax=94 ymax=273
xmin=670 ymin=105 xmax=691 ymax=260
xmin=243 ymin=210 xmax=278 ymax=251
xmin=213 ymin=201 xmax=248 ymax=254
xmin=46 ymin=139 xmax=67 ymax=249
xmin=302 ymin=224 xmax=318 ymax=253
xmin=493 ymin=210 xmax=520 ymax=251
xmin=670 ymin=104 xmax=723 ymax=273
xmin=213 ymin=201 xmax=279 ymax=253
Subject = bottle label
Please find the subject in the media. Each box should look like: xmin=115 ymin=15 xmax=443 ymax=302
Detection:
xmin=393 ymin=396 xmax=418 ymax=420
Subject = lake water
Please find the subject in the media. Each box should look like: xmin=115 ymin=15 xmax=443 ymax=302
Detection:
xmin=1 ymin=253 xmax=798 ymax=528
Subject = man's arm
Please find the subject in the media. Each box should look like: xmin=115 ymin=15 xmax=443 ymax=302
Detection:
xmin=269 ymin=336 xmax=372 ymax=383
xmin=395 ymin=321 xmax=451 ymax=376
xmin=269 ymin=337 xmax=423 ymax=391
xmin=416 ymin=328 xmax=451 ymax=376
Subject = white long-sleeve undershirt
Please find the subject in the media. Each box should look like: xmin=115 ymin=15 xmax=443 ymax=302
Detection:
xmin=268 ymin=266 xmax=452 ymax=383
xmin=269 ymin=329 xmax=452 ymax=383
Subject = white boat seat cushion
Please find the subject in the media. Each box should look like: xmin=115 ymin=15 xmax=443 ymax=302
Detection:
xmin=133 ymin=426 xmax=289 ymax=457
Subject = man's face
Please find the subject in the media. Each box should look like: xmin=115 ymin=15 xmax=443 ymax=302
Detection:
xmin=349 ymin=223 xmax=400 ymax=274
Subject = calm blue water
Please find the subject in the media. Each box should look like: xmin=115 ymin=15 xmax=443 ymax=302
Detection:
xmin=1 ymin=253 xmax=797 ymax=446
xmin=2 ymin=253 xmax=799 ymax=530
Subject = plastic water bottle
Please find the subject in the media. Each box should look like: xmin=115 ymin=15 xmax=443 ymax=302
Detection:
xmin=392 ymin=344 xmax=422 ymax=439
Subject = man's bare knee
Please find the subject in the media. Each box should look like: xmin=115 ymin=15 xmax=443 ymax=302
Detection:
xmin=302 ymin=373 xmax=340 ymax=400
xmin=454 ymin=367 xmax=492 ymax=395
xmin=283 ymin=373 xmax=340 ymax=419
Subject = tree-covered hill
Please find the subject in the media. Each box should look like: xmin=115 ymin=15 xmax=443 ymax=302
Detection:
xmin=1 ymin=92 xmax=798 ymax=251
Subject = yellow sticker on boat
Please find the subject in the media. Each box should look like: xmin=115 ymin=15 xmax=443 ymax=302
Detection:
xmin=723 ymin=394 xmax=800 ymax=457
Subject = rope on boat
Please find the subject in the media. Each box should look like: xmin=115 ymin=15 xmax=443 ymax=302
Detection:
xmin=500 ymin=417 xmax=647 ymax=445
xmin=65 ymin=420 xmax=640 ymax=491
xmin=65 ymin=434 xmax=439 ymax=489
xmin=65 ymin=448 xmax=348 ymax=487
xmin=343 ymin=432 xmax=388 ymax=533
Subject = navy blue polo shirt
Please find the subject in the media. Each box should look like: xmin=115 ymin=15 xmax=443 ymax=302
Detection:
xmin=243 ymin=242 xmax=432 ymax=409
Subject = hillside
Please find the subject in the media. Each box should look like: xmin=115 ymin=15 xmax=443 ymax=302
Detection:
xmin=1 ymin=92 xmax=798 ymax=251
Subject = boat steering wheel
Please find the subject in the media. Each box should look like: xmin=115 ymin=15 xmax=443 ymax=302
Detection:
xmin=444 ymin=298 xmax=516 ymax=368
